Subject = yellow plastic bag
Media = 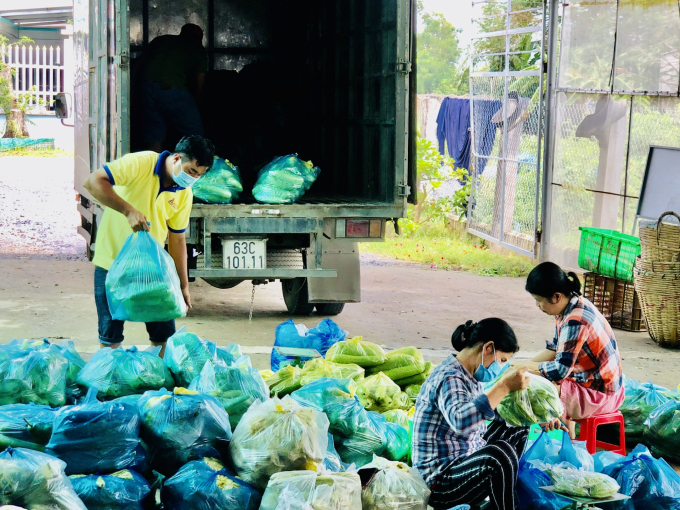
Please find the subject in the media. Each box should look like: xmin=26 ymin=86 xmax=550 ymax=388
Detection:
xmin=299 ymin=358 xmax=365 ymax=386
xmin=394 ymin=362 xmax=435 ymax=389
xmin=357 ymin=373 xmax=409 ymax=412
xmin=264 ymin=366 xmax=302 ymax=398
xmin=366 ymin=347 xmax=425 ymax=381
xmin=325 ymin=337 xmax=387 ymax=367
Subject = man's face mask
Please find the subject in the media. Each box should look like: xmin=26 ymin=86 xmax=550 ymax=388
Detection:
xmin=173 ymin=158 xmax=199 ymax=188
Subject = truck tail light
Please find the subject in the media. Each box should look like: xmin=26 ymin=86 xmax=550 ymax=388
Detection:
xmin=336 ymin=219 xmax=383 ymax=238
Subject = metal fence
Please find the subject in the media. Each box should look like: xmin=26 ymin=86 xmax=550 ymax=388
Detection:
xmin=1 ymin=44 xmax=64 ymax=111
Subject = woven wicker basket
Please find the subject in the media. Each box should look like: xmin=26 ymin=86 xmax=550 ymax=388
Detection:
xmin=634 ymin=258 xmax=680 ymax=348
xmin=639 ymin=211 xmax=680 ymax=262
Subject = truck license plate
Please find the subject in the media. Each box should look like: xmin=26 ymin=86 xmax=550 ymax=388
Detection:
xmin=223 ymin=240 xmax=266 ymax=269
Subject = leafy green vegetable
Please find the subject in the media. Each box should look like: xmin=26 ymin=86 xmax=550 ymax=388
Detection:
xmin=265 ymin=365 xmax=303 ymax=397
xmin=394 ymin=362 xmax=434 ymax=388
xmin=356 ymin=373 xmax=410 ymax=413
xmin=325 ymin=337 xmax=388 ymax=367
xmin=620 ymin=382 xmax=679 ymax=438
xmin=0 ymin=350 xmax=68 ymax=407
xmin=550 ymin=466 xmax=620 ymax=498
xmin=405 ymin=385 xmax=421 ymax=403
xmin=644 ymin=399 xmax=680 ymax=464
xmin=496 ymin=374 xmax=564 ymax=426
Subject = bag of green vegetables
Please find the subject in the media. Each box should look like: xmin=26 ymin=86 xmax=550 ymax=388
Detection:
xmin=496 ymin=374 xmax=564 ymax=427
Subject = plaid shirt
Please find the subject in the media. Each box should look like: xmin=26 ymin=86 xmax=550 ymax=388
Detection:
xmin=412 ymin=354 xmax=495 ymax=486
xmin=539 ymin=296 xmax=623 ymax=395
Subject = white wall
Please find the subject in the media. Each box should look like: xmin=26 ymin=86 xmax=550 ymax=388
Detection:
xmin=0 ymin=114 xmax=74 ymax=151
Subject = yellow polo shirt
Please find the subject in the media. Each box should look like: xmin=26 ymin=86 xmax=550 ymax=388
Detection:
xmin=92 ymin=151 xmax=193 ymax=270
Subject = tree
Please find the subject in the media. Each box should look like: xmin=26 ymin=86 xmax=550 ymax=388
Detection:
xmin=417 ymin=9 xmax=467 ymax=95
xmin=0 ymin=35 xmax=36 ymax=138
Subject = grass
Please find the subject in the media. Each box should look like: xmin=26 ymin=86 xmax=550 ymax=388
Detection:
xmin=0 ymin=148 xmax=73 ymax=158
xmin=361 ymin=225 xmax=536 ymax=277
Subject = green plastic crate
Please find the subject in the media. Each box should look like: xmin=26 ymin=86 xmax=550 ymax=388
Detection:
xmin=578 ymin=227 xmax=640 ymax=282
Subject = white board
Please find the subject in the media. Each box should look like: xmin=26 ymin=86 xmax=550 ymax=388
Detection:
xmin=637 ymin=146 xmax=680 ymax=219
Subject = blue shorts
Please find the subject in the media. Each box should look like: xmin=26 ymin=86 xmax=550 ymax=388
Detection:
xmin=94 ymin=266 xmax=176 ymax=345
xmin=139 ymin=80 xmax=204 ymax=143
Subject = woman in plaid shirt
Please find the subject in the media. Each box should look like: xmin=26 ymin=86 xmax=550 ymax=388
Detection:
xmin=412 ymin=318 xmax=532 ymax=510
xmin=520 ymin=262 xmax=624 ymax=438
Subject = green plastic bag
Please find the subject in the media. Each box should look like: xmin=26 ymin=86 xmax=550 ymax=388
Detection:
xmin=21 ymin=340 xmax=85 ymax=401
xmin=252 ymin=154 xmax=320 ymax=205
xmin=106 ymin=231 xmax=186 ymax=323
xmin=192 ymin=157 xmax=243 ymax=204
xmin=497 ymin=374 xmax=564 ymax=426
xmin=644 ymin=399 xmax=680 ymax=464
xmin=0 ymin=350 xmax=68 ymax=407
xmin=620 ymin=381 xmax=678 ymax=438
xmin=76 ymin=346 xmax=174 ymax=399
xmin=325 ymin=337 xmax=388 ymax=368
xmin=366 ymin=347 xmax=425 ymax=381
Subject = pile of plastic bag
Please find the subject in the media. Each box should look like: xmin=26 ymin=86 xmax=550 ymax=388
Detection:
xmin=76 ymin=346 xmax=174 ymax=399
xmin=137 ymin=387 xmax=232 ymax=476
xmin=271 ymin=318 xmax=347 ymax=371
xmin=0 ymin=349 xmax=68 ymax=407
xmin=620 ymin=380 xmax=680 ymax=439
xmin=252 ymin=154 xmax=320 ymax=204
xmin=46 ymin=388 xmax=146 ymax=475
xmin=188 ymin=358 xmax=269 ymax=430
xmin=0 ymin=447 xmax=87 ymax=509
xmin=69 ymin=470 xmax=151 ymax=510
xmin=259 ymin=469 xmax=362 ymax=510
xmin=164 ymin=326 xmax=237 ymax=387
xmin=21 ymin=339 xmax=86 ymax=401
xmin=356 ymin=373 xmax=411 ymax=413
xmin=366 ymin=347 xmax=425 ymax=382
xmin=359 ymin=456 xmax=431 ymax=510
xmin=229 ymin=396 xmax=329 ymax=489
xmin=161 ymin=457 xmax=262 ymax=510
xmin=0 ymin=403 xmax=57 ymax=452
xmin=497 ymin=374 xmax=564 ymax=426
xmin=192 ymin=157 xmax=243 ymax=204
xmin=645 ymin=399 xmax=680 ymax=465
xmin=105 ymin=231 xmax=186 ymax=323
xmin=325 ymin=337 xmax=387 ymax=367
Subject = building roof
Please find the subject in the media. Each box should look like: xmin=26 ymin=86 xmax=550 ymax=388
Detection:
xmin=0 ymin=0 xmax=72 ymax=29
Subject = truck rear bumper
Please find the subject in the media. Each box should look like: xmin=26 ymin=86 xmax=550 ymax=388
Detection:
xmin=189 ymin=268 xmax=337 ymax=278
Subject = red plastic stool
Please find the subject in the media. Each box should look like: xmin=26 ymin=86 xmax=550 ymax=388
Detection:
xmin=575 ymin=411 xmax=626 ymax=455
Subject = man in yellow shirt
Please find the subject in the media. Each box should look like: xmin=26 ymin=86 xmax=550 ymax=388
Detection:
xmin=83 ymin=135 xmax=215 ymax=353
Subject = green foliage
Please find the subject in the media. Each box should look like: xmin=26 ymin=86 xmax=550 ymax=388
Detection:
xmin=0 ymin=35 xmax=39 ymax=138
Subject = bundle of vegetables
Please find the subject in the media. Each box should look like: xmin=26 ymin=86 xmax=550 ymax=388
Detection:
xmin=644 ymin=399 xmax=680 ymax=464
xmin=496 ymin=374 xmax=564 ymax=426
xmin=259 ymin=469 xmax=362 ymax=510
xmin=21 ymin=339 xmax=85 ymax=401
xmin=46 ymin=389 xmax=145 ymax=475
xmin=405 ymin=384 xmax=421 ymax=403
xmin=394 ymin=362 xmax=434 ymax=389
xmin=192 ymin=157 xmax=243 ymax=204
xmin=76 ymin=346 xmax=174 ymax=399
xmin=333 ymin=409 xmax=388 ymax=467
xmin=265 ymin=365 xmax=303 ymax=397
xmin=252 ymin=154 xmax=321 ymax=204
xmin=0 ymin=447 xmax=86 ymax=510
xmin=367 ymin=347 xmax=425 ymax=381
xmin=325 ymin=337 xmax=387 ymax=367
xmin=549 ymin=466 xmax=620 ymax=498
xmin=188 ymin=358 xmax=269 ymax=430
xmin=70 ymin=470 xmax=151 ymax=510
xmin=357 ymin=373 xmax=411 ymax=413
xmin=0 ymin=349 xmax=68 ymax=407
xmin=299 ymin=358 xmax=364 ymax=386
xmin=620 ymin=381 xmax=679 ymax=438
xmin=164 ymin=326 xmax=236 ymax=387
xmin=161 ymin=457 xmax=262 ymax=510
xmin=105 ymin=231 xmax=186 ymax=322
xmin=360 ymin=456 xmax=431 ymax=510
xmin=271 ymin=318 xmax=347 ymax=371
xmin=137 ymin=387 xmax=232 ymax=476
xmin=229 ymin=396 xmax=329 ymax=489
xmin=0 ymin=403 xmax=57 ymax=452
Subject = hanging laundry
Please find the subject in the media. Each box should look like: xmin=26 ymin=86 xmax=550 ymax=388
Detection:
xmin=435 ymin=97 xmax=471 ymax=171
xmin=472 ymin=99 xmax=503 ymax=174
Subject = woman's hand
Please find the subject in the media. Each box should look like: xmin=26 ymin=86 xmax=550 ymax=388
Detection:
xmin=500 ymin=366 xmax=530 ymax=392
xmin=540 ymin=417 xmax=569 ymax=433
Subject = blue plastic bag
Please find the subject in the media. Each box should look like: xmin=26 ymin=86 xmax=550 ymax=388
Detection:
xmin=162 ymin=456 xmax=261 ymax=510
xmin=46 ymin=388 xmax=146 ymax=475
xmin=137 ymin=387 xmax=232 ymax=476
xmin=70 ymin=469 xmax=151 ymax=510
xmin=0 ymin=349 xmax=68 ymax=407
xmin=522 ymin=431 xmax=582 ymax=469
xmin=334 ymin=409 xmax=387 ymax=467
xmin=21 ymin=339 xmax=86 ymax=401
xmin=516 ymin=462 xmax=572 ymax=510
xmin=0 ymin=402 xmax=58 ymax=452
xmin=105 ymin=231 xmax=186 ymax=322
xmin=594 ymin=451 xmax=624 ymax=473
xmin=252 ymin=154 xmax=321 ymax=204
xmin=271 ymin=318 xmax=347 ymax=371
xmin=323 ymin=433 xmax=353 ymax=472
xmin=0 ymin=446 xmax=87 ymax=509
xmin=620 ymin=380 xmax=679 ymax=438
xmin=290 ymin=377 xmax=355 ymax=411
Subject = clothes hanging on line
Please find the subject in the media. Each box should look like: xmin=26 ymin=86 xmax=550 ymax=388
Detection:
xmin=472 ymin=99 xmax=503 ymax=174
xmin=436 ymin=97 xmax=471 ymax=171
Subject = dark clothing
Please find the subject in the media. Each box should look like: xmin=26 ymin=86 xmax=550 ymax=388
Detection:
xmin=436 ymin=97 xmax=471 ymax=171
xmin=139 ymin=80 xmax=204 ymax=142
xmin=428 ymin=420 xmax=529 ymax=510
xmin=94 ymin=266 xmax=176 ymax=345
xmin=472 ymin=99 xmax=503 ymax=174
xmin=141 ymin=34 xmax=208 ymax=90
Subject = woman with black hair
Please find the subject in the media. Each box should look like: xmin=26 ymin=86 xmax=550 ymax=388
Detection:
xmin=412 ymin=318 xmax=531 ymax=510
xmin=517 ymin=261 xmax=624 ymax=437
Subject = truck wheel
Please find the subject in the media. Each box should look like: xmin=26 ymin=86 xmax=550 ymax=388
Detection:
xmin=315 ymin=303 xmax=345 ymax=316
xmin=282 ymin=278 xmax=315 ymax=315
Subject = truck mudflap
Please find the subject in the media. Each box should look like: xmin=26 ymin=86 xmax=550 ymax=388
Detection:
xmin=308 ymin=241 xmax=360 ymax=303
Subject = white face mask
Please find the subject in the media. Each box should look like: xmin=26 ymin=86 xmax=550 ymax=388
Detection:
xmin=172 ymin=158 xmax=199 ymax=188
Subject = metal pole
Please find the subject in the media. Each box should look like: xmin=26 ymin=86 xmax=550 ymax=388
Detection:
xmin=533 ymin=0 xmax=548 ymax=258
xmin=498 ymin=0 xmax=511 ymax=243
xmin=539 ymin=0 xmax=560 ymax=261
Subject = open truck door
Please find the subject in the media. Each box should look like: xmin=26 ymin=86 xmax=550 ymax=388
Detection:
xmin=73 ymin=0 xmax=130 ymax=259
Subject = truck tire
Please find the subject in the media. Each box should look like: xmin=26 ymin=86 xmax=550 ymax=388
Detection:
xmin=282 ymin=278 xmax=315 ymax=315
xmin=315 ymin=303 xmax=345 ymax=316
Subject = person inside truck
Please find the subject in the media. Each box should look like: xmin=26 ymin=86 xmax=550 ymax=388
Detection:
xmin=412 ymin=318 xmax=533 ymax=510
xmin=515 ymin=262 xmax=624 ymax=438
xmin=137 ymin=23 xmax=208 ymax=152
xmin=83 ymin=135 xmax=215 ymax=355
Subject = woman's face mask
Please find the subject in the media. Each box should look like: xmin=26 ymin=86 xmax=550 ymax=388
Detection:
xmin=173 ymin=158 xmax=199 ymax=188
xmin=473 ymin=343 xmax=504 ymax=382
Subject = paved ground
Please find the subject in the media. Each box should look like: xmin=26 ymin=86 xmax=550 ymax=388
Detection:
xmin=1 ymin=157 xmax=678 ymax=388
